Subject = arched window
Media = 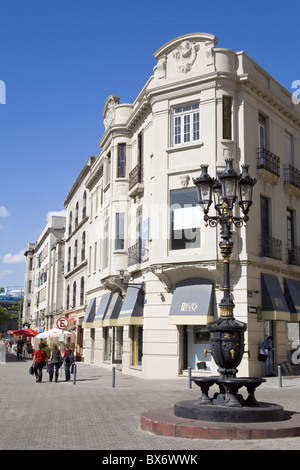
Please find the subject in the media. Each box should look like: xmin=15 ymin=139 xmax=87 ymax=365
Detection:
xmin=80 ymin=277 xmax=84 ymax=305
xmin=75 ymin=201 xmax=79 ymax=228
xmin=72 ymin=281 xmax=76 ymax=308
xmin=66 ymin=285 xmax=70 ymax=310
xmin=82 ymin=191 xmax=87 ymax=219
xmin=69 ymin=211 xmax=72 ymax=236
xmin=81 ymin=231 xmax=86 ymax=261
xmin=68 ymin=246 xmax=71 ymax=272
xmin=74 ymin=240 xmax=78 ymax=268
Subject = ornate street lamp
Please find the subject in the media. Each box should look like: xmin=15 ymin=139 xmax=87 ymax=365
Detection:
xmin=193 ymin=159 xmax=256 ymax=380
xmin=174 ymin=158 xmax=285 ymax=420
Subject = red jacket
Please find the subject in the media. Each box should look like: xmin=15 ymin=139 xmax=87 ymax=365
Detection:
xmin=34 ymin=349 xmax=48 ymax=362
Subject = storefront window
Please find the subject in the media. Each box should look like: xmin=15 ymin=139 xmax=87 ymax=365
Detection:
xmin=103 ymin=327 xmax=123 ymax=363
xmin=183 ymin=325 xmax=211 ymax=371
xmin=287 ymin=322 xmax=300 ymax=364
xmin=103 ymin=327 xmax=112 ymax=361
xmin=113 ymin=327 xmax=123 ymax=363
xmin=131 ymin=325 xmax=143 ymax=367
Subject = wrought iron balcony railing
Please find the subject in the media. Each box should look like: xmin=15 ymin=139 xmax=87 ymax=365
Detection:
xmin=287 ymin=244 xmax=300 ymax=266
xmin=128 ymin=242 xmax=142 ymax=266
xmin=259 ymin=234 xmax=282 ymax=260
xmin=284 ymin=164 xmax=300 ymax=190
xmin=129 ymin=163 xmax=144 ymax=191
xmin=257 ymin=148 xmax=280 ymax=178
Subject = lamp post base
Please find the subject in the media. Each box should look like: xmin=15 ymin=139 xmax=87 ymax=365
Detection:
xmin=173 ymin=376 xmax=284 ymax=423
xmin=174 ymin=400 xmax=285 ymax=423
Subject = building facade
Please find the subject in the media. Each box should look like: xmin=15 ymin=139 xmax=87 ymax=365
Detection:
xmin=23 ymin=216 xmax=66 ymax=331
xmin=82 ymin=33 xmax=300 ymax=379
xmin=24 ymin=33 xmax=300 ymax=379
xmin=63 ymin=156 xmax=95 ymax=359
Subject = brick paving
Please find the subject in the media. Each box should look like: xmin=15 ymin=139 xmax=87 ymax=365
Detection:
xmin=1 ymin=353 xmax=300 ymax=450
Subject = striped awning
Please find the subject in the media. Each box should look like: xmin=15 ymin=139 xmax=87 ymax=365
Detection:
xmin=261 ymin=273 xmax=291 ymax=320
xmin=118 ymin=284 xmax=144 ymax=326
xmin=93 ymin=293 xmax=113 ymax=327
xmin=102 ymin=291 xmax=123 ymax=327
xmin=82 ymin=298 xmax=96 ymax=328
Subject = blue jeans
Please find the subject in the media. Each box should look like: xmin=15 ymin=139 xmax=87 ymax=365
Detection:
xmin=49 ymin=362 xmax=60 ymax=382
xmin=64 ymin=362 xmax=71 ymax=381
xmin=265 ymin=353 xmax=273 ymax=376
xmin=34 ymin=361 xmax=45 ymax=382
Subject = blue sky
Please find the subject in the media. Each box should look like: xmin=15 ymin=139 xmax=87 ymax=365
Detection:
xmin=1 ymin=0 xmax=300 ymax=289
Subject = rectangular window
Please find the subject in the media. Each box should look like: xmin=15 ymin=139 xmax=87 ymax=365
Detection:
xmin=259 ymin=113 xmax=268 ymax=149
xmin=170 ymin=188 xmax=201 ymax=250
xmin=117 ymin=144 xmax=126 ymax=178
xmin=287 ymin=209 xmax=295 ymax=264
xmin=172 ymin=103 xmax=200 ymax=146
xmin=94 ymin=242 xmax=97 ymax=272
xmin=104 ymin=220 xmax=109 ymax=268
xmin=260 ymin=196 xmax=270 ymax=237
xmin=88 ymin=246 xmax=92 ymax=275
xmin=115 ymin=213 xmax=125 ymax=250
xmin=223 ymin=96 xmax=232 ymax=140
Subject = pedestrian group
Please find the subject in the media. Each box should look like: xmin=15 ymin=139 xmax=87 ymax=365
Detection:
xmin=31 ymin=341 xmax=75 ymax=383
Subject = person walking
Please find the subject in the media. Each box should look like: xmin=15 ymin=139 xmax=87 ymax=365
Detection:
xmin=48 ymin=344 xmax=61 ymax=382
xmin=261 ymin=336 xmax=274 ymax=377
xmin=16 ymin=336 xmax=24 ymax=361
xmin=32 ymin=343 xmax=49 ymax=383
xmin=0 ymin=337 xmax=5 ymax=363
xmin=62 ymin=345 xmax=74 ymax=381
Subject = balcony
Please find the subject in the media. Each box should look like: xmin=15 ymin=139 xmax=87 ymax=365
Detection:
xmin=284 ymin=164 xmax=300 ymax=195
xmin=129 ymin=163 xmax=144 ymax=198
xmin=287 ymin=244 xmax=300 ymax=266
xmin=257 ymin=148 xmax=280 ymax=182
xmin=128 ymin=242 xmax=142 ymax=267
xmin=259 ymin=234 xmax=282 ymax=261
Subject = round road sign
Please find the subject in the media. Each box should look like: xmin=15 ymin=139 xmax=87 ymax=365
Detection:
xmin=56 ymin=316 xmax=69 ymax=330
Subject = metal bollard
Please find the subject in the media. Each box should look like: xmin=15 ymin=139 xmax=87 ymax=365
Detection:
xmin=278 ymin=365 xmax=282 ymax=387
xmin=73 ymin=363 xmax=76 ymax=385
xmin=112 ymin=366 xmax=115 ymax=388
xmin=188 ymin=367 xmax=192 ymax=389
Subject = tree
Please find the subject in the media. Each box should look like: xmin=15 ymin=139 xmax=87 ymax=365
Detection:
xmin=0 ymin=305 xmax=10 ymax=325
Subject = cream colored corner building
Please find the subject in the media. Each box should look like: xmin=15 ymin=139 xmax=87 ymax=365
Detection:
xmin=57 ymin=33 xmax=300 ymax=379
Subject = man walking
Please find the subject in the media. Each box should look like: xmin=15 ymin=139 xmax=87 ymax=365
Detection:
xmin=16 ymin=336 xmax=24 ymax=361
xmin=261 ymin=336 xmax=274 ymax=377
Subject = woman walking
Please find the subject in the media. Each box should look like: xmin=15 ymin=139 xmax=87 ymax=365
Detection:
xmin=32 ymin=343 xmax=48 ymax=383
xmin=48 ymin=344 xmax=61 ymax=382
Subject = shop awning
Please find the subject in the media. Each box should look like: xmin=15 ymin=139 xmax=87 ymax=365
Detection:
xmin=82 ymin=298 xmax=96 ymax=328
xmin=102 ymin=291 xmax=123 ymax=327
xmin=261 ymin=273 xmax=291 ymax=320
xmin=169 ymin=278 xmax=214 ymax=325
xmin=93 ymin=293 xmax=113 ymax=327
xmin=118 ymin=283 xmax=144 ymax=325
xmin=284 ymin=278 xmax=300 ymax=319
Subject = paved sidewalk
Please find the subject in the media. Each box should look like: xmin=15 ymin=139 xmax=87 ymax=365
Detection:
xmin=1 ymin=353 xmax=300 ymax=450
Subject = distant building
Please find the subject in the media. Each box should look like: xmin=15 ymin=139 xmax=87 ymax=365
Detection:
xmin=23 ymin=216 xmax=65 ymax=331
xmin=63 ymin=156 xmax=95 ymax=359
xmin=0 ymin=288 xmax=24 ymax=333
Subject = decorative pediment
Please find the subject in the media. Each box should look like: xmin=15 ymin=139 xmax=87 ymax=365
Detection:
xmin=154 ymin=33 xmax=218 ymax=79
xmin=103 ymin=95 xmax=120 ymax=129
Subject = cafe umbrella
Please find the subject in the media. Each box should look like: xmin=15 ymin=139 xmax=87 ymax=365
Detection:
xmin=8 ymin=328 xmax=39 ymax=337
xmin=36 ymin=328 xmax=72 ymax=338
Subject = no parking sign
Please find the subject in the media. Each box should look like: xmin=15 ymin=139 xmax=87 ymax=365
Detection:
xmin=56 ymin=316 xmax=69 ymax=330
